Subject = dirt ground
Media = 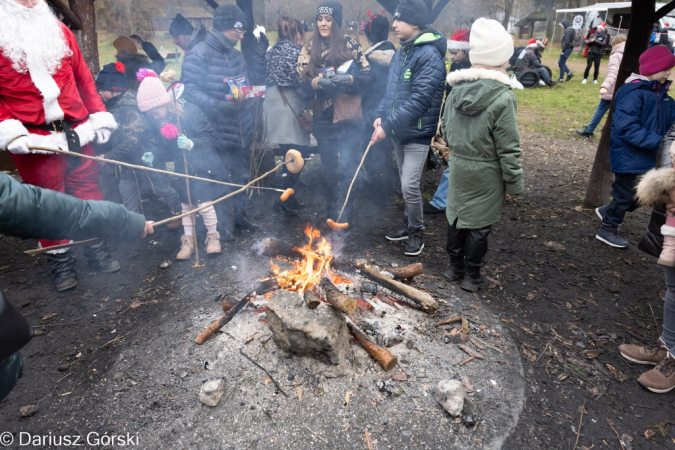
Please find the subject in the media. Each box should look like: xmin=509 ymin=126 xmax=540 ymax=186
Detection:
xmin=1 ymin=130 xmax=674 ymax=449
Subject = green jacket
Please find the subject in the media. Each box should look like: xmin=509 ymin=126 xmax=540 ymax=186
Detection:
xmin=442 ymin=68 xmax=523 ymax=229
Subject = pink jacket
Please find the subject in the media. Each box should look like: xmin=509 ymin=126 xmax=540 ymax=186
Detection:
xmin=600 ymin=42 xmax=625 ymax=101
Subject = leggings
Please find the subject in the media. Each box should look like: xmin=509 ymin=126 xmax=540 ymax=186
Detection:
xmin=584 ymin=55 xmax=602 ymax=81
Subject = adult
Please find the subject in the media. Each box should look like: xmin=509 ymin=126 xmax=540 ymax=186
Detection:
xmin=424 ymin=29 xmax=472 ymax=216
xmin=182 ymin=3 xmax=268 ymax=234
xmin=297 ymin=1 xmax=372 ymax=224
xmin=264 ymin=15 xmax=308 ymax=216
xmin=113 ymin=35 xmax=166 ymax=91
xmin=557 ymin=19 xmax=575 ymax=83
xmin=169 ymin=13 xmax=206 ymax=53
xmin=582 ymin=23 xmax=608 ymax=84
xmin=576 ymin=35 xmax=627 ymax=137
xmin=372 ymin=0 xmax=446 ymax=256
xmin=515 ymin=38 xmax=557 ymax=87
xmin=0 ymin=0 xmax=119 ymax=292
xmin=0 ymin=171 xmax=154 ymax=402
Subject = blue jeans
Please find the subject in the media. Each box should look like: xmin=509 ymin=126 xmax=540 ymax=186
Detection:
xmin=558 ymin=48 xmax=573 ymax=80
xmin=585 ymin=99 xmax=612 ymax=134
xmin=662 ymin=266 xmax=675 ymax=353
xmin=430 ymin=167 xmax=449 ymax=209
xmin=534 ymin=67 xmax=551 ymax=85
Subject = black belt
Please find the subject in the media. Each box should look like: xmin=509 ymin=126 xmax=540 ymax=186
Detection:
xmin=33 ymin=120 xmax=82 ymax=165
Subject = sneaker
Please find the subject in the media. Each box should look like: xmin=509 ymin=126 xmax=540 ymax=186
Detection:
xmin=386 ymin=221 xmax=409 ymax=241
xmin=593 ymin=80 xmax=598 ymax=84
xmin=596 ymin=227 xmax=628 ymax=248
xmin=619 ymin=340 xmax=668 ymax=365
xmin=538 ymin=79 xmax=546 ymax=86
xmin=566 ymin=73 xmax=574 ymax=82
xmin=548 ymin=80 xmax=558 ymax=88
xmin=84 ymin=241 xmax=120 ymax=274
xmin=638 ymin=352 xmax=675 ymax=393
xmin=176 ymin=235 xmax=195 ymax=260
xmin=595 ymin=205 xmax=607 ymax=221
xmin=581 ymin=78 xmax=587 ymax=84
xmin=558 ymin=78 xmax=564 ymax=83
xmin=205 ymin=232 xmax=222 ymax=255
xmin=460 ymin=273 xmax=488 ymax=292
xmin=423 ymin=203 xmax=445 ymax=215
xmin=405 ymin=229 xmax=424 ymax=256
xmin=576 ymin=129 xmax=593 ymax=137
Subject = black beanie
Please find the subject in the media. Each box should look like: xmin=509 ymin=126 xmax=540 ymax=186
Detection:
xmin=394 ymin=0 xmax=429 ymax=28
xmin=96 ymin=62 xmax=128 ymax=92
xmin=365 ymin=14 xmax=390 ymax=43
xmin=169 ymin=13 xmax=194 ymax=37
xmin=316 ymin=1 xmax=343 ymax=28
xmin=213 ymin=4 xmax=247 ymax=32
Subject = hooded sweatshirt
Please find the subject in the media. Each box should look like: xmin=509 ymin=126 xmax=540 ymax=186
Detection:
xmin=560 ymin=19 xmax=576 ymax=52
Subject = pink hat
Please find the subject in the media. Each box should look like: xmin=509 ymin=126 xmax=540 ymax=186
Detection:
xmin=448 ymin=30 xmax=470 ymax=51
xmin=136 ymin=71 xmax=171 ymax=112
xmin=639 ymin=45 xmax=675 ymax=76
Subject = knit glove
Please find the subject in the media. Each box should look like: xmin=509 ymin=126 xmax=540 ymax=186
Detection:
xmin=7 ymin=136 xmax=33 ymax=154
xmin=177 ymin=134 xmax=194 ymax=151
xmin=331 ymin=74 xmax=351 ymax=87
xmin=96 ymin=128 xmax=112 ymax=144
xmin=142 ymin=152 xmax=154 ymax=167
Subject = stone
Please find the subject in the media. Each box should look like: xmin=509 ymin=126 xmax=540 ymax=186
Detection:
xmin=266 ymin=290 xmax=350 ymax=365
xmin=20 ymin=404 xmax=38 ymax=417
xmin=199 ymin=379 xmax=225 ymax=407
xmin=435 ymin=379 xmax=465 ymax=417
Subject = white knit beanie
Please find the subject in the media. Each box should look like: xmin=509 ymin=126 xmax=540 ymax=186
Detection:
xmin=469 ymin=18 xmax=514 ymax=67
xmin=136 ymin=76 xmax=171 ymax=112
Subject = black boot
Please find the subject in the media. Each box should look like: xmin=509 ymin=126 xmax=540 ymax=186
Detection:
xmin=47 ymin=249 xmax=78 ymax=292
xmin=83 ymin=241 xmax=120 ymax=274
xmin=444 ymin=256 xmax=465 ymax=282
xmin=460 ymin=227 xmax=491 ymax=292
xmin=235 ymin=213 xmax=262 ymax=232
xmin=445 ymin=221 xmax=466 ymax=281
xmin=276 ymin=195 xmax=300 ymax=216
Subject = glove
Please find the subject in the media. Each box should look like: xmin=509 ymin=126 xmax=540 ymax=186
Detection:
xmin=253 ymin=26 xmax=266 ymax=41
xmin=177 ymin=134 xmax=194 ymax=151
xmin=142 ymin=152 xmax=154 ymax=167
xmin=599 ymin=87 xmax=608 ymax=95
xmin=316 ymin=77 xmax=335 ymax=91
xmin=331 ymin=74 xmax=351 ymax=87
xmin=96 ymin=128 xmax=112 ymax=144
xmin=7 ymin=136 xmax=32 ymax=155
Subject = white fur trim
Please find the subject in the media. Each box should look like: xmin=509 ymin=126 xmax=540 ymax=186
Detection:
xmin=447 ymin=67 xmax=514 ymax=87
xmin=0 ymin=119 xmax=29 ymax=150
xmin=448 ymin=40 xmax=470 ymax=51
xmin=24 ymin=119 xmax=96 ymax=154
xmin=662 ymin=225 xmax=675 ymax=237
xmin=88 ymin=111 xmax=118 ymax=132
xmin=27 ymin=65 xmax=64 ymax=123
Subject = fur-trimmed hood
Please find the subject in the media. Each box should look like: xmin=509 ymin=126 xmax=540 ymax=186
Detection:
xmin=447 ymin=67 xmax=523 ymax=90
xmin=447 ymin=68 xmax=521 ymax=117
xmin=364 ymin=40 xmax=395 ymax=66
xmin=636 ymin=167 xmax=675 ymax=205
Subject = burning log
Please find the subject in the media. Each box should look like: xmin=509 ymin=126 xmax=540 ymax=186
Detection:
xmin=304 ymin=290 xmax=321 ymax=309
xmin=361 ymin=266 xmax=438 ymax=313
xmin=319 ymin=277 xmax=357 ymax=315
xmin=346 ymin=318 xmax=397 ymax=371
xmin=259 ymin=237 xmax=302 ymax=260
xmin=195 ymin=279 xmax=278 ymax=345
xmin=387 ymin=263 xmax=424 ymax=281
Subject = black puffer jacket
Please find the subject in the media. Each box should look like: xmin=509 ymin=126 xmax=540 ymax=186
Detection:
xmin=182 ymin=29 xmax=267 ymax=150
xmin=363 ymin=40 xmax=396 ymax=128
xmin=376 ymin=28 xmax=447 ymax=146
xmin=560 ymin=19 xmax=576 ymax=52
xmin=586 ymin=29 xmax=608 ymax=58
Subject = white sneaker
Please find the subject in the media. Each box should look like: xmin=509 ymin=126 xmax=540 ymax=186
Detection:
xmin=538 ymin=79 xmax=546 ymax=86
xmin=582 ymin=79 xmax=587 ymax=84
xmin=593 ymin=80 xmax=598 ymax=84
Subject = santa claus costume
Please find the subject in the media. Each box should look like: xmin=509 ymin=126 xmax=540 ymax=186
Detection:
xmin=0 ymin=0 xmax=119 ymax=292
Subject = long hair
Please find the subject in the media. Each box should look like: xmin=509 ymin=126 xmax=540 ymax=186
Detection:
xmin=278 ymin=15 xmax=304 ymax=47
xmin=303 ymin=19 xmax=354 ymax=79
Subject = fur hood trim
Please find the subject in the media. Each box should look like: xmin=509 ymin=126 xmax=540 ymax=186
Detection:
xmin=447 ymin=67 xmax=523 ymax=89
xmin=636 ymin=167 xmax=675 ymax=205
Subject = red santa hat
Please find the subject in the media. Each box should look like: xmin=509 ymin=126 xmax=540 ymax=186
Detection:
xmin=597 ymin=22 xmax=606 ymax=30
xmin=448 ymin=29 xmax=470 ymax=51
xmin=527 ymin=38 xmax=538 ymax=48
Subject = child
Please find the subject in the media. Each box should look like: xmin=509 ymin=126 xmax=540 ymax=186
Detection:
xmin=596 ymin=45 xmax=675 ymax=248
xmin=441 ymin=18 xmax=523 ymax=292
xmin=136 ymin=72 xmax=227 ymax=260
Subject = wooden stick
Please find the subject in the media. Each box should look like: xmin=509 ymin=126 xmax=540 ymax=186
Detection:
xmin=387 ymin=263 xmax=424 ymax=280
xmin=459 ymin=356 xmax=475 ymax=366
xmin=361 ymin=265 xmax=438 ymax=313
xmin=336 ymin=140 xmax=373 ymax=222
xmin=434 ymin=315 xmax=463 ymax=327
xmin=27 ymin=146 xmax=284 ymax=192
xmin=304 ymin=290 xmax=320 ymax=309
xmin=573 ymin=400 xmax=586 ymax=450
xmin=24 ymin=238 xmax=101 ymax=256
xmin=606 ymin=418 xmax=627 ymax=450
xmin=346 ymin=318 xmax=397 ymax=371
xmin=319 ymin=277 xmax=357 ymax=314
xmin=240 ymin=349 xmax=288 ymax=397
xmin=458 ymin=343 xmax=484 ymax=360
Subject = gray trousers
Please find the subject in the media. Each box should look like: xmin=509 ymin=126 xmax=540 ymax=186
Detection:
xmin=393 ymin=142 xmax=428 ymax=231
xmin=662 ymin=266 xmax=675 ymax=353
xmin=119 ymin=168 xmax=182 ymax=215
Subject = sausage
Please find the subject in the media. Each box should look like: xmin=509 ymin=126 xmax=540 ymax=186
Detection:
xmin=327 ymin=219 xmax=349 ymax=230
xmin=280 ymin=188 xmax=294 ymax=202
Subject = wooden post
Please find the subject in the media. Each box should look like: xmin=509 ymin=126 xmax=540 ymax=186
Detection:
xmin=68 ymin=0 xmax=100 ymax=75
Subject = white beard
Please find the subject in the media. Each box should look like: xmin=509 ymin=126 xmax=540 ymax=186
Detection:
xmin=0 ymin=0 xmax=72 ymax=75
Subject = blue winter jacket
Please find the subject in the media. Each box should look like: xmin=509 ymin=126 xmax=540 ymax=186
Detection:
xmin=610 ymin=76 xmax=675 ymax=174
xmin=377 ymin=28 xmax=447 ymax=146
xmin=182 ymin=29 xmax=267 ymax=150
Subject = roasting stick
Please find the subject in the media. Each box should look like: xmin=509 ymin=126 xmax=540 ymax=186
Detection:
xmin=327 ymin=140 xmax=374 ymax=230
xmin=24 ymin=152 xmax=304 ymax=257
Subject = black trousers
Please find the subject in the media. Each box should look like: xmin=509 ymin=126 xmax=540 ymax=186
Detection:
xmin=446 ymin=219 xmax=491 ymax=276
xmin=584 ymin=55 xmax=602 ymax=81
xmin=602 ymin=173 xmax=640 ymax=229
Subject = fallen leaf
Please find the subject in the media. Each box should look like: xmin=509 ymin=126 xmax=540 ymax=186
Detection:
xmin=296 ymin=386 xmax=302 ymax=401
xmin=264 ymin=377 xmax=272 ymax=384
xmin=41 ymin=313 xmax=57 ymax=321
xmin=392 ymin=373 xmax=408 ymax=382
xmin=345 ymin=391 xmax=351 ymax=407
xmin=130 ymin=300 xmax=142 ymax=309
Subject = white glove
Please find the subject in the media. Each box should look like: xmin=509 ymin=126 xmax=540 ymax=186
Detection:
xmin=253 ymin=26 xmax=266 ymax=40
xmin=96 ymin=128 xmax=112 ymax=144
xmin=7 ymin=136 xmax=33 ymax=154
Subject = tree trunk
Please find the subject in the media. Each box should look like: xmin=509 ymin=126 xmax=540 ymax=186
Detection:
xmin=583 ymin=0 xmax=657 ymax=208
xmin=502 ymin=0 xmax=515 ymax=30
xmin=68 ymin=0 xmax=99 ymax=75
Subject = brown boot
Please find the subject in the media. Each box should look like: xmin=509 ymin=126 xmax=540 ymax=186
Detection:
xmin=205 ymin=232 xmax=221 ymax=255
xmin=176 ymin=235 xmax=195 ymax=260
xmin=619 ymin=339 xmax=668 ymax=365
xmin=638 ymin=352 xmax=675 ymax=393
xmin=659 ymin=227 xmax=675 ymax=266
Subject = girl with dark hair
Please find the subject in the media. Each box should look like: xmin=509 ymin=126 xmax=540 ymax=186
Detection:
xmin=297 ymin=1 xmax=372 ymax=223
xmin=264 ymin=15 xmax=308 ymax=215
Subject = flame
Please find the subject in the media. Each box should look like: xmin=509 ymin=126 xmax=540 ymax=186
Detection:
xmin=271 ymin=225 xmax=334 ymax=294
